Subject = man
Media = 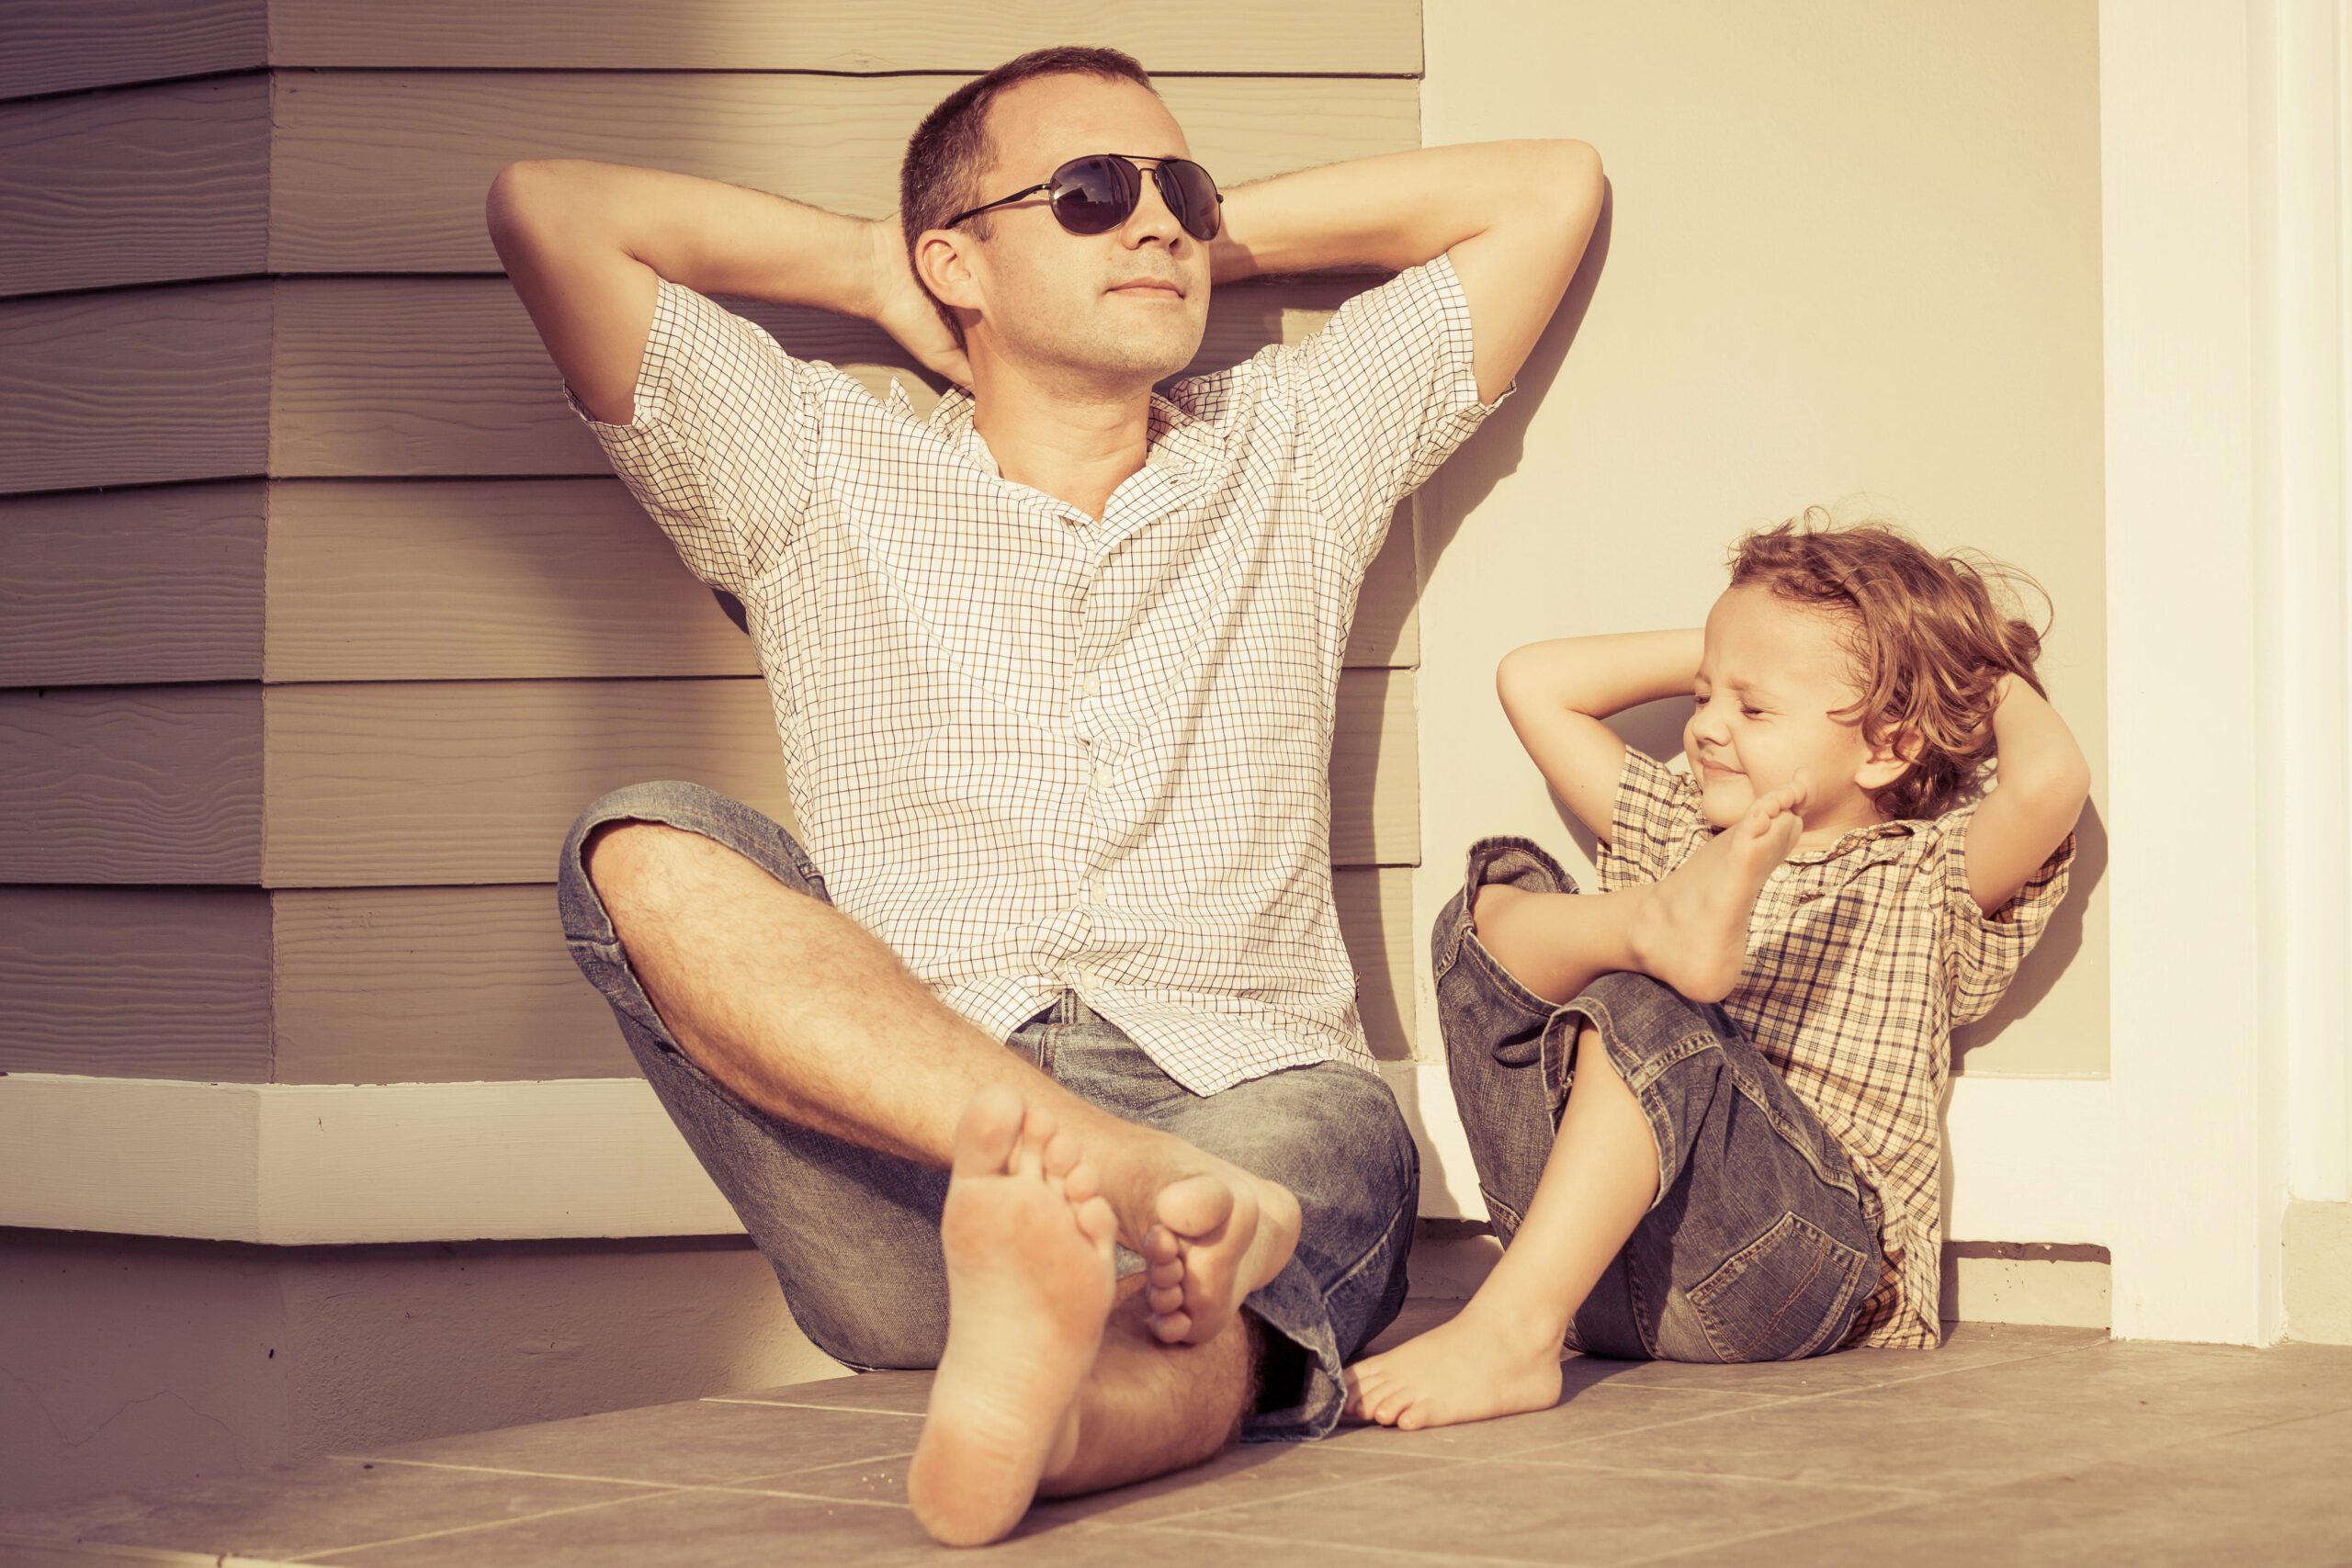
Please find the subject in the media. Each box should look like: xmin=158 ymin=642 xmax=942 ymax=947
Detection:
xmin=487 ymin=45 xmax=1600 ymax=1546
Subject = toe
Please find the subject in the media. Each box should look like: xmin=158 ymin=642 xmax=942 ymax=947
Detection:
xmin=1075 ymin=1194 xmax=1118 ymax=1254
xmin=1042 ymin=1129 xmax=1082 ymax=1181
xmin=952 ymin=1085 xmax=1025 ymax=1178
xmin=1155 ymin=1172 xmax=1236 ymax=1244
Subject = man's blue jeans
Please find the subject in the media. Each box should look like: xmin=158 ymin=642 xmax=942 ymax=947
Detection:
xmin=555 ymin=779 xmax=1419 ymax=1439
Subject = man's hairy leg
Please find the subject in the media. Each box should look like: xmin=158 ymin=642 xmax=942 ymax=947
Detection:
xmin=583 ymin=819 xmax=1295 ymax=1335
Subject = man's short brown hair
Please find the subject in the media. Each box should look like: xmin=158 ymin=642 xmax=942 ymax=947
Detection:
xmin=899 ymin=46 xmax=1159 ymax=347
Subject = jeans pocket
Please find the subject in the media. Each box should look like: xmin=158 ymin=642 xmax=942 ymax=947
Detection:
xmin=1686 ymin=1210 xmax=1869 ymax=1363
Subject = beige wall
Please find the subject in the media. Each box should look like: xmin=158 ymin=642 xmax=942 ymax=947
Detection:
xmin=1414 ymin=0 xmax=2109 ymax=1076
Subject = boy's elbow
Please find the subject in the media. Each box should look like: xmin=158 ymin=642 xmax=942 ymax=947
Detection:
xmin=1494 ymin=644 xmax=1542 ymax=707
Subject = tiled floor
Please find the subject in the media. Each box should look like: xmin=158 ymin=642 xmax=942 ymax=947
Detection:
xmin=5 ymin=1305 xmax=2350 ymax=1566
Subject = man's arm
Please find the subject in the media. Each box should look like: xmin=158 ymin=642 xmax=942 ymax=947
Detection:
xmin=1495 ymin=628 xmax=1702 ymax=847
xmin=483 ymin=159 xmax=967 ymax=424
xmin=1208 ymin=140 xmax=1604 ymax=403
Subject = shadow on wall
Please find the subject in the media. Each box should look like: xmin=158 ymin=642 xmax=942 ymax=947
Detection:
xmin=1418 ymin=183 xmax=1614 ymax=581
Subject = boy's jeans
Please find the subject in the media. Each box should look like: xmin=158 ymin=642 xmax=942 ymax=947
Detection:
xmin=1435 ymin=836 xmax=1883 ymax=1361
xmin=554 ymin=779 xmax=1419 ymax=1439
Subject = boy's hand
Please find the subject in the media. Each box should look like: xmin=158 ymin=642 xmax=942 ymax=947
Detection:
xmin=865 ymin=214 xmax=974 ymax=389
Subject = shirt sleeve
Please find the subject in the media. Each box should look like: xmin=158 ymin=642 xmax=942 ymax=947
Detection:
xmin=1269 ymin=250 xmax=1517 ymax=571
xmin=1921 ymin=797 xmax=2077 ymax=1025
xmin=561 ymin=275 xmax=824 ymax=599
xmin=1596 ymin=746 xmax=1709 ymax=891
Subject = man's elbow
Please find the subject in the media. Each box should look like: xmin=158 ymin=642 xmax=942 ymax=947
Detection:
xmin=1544 ymin=140 xmax=1604 ymax=228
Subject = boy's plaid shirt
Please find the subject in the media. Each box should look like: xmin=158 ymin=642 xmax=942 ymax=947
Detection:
xmin=1599 ymin=747 xmax=2076 ymax=1349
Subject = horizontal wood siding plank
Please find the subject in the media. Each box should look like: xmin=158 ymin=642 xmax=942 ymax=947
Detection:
xmin=272 ymin=884 xmax=635 ymax=1083
xmin=0 ymin=888 xmax=271 ymax=1080
xmin=263 ymin=678 xmax=798 ymax=887
xmin=263 ymin=671 xmax=1413 ymax=886
xmin=269 ymin=866 xmax=1415 ymax=1082
xmin=268 ymin=275 xmax=1368 ymax=478
xmin=0 ymin=0 xmax=1414 ymax=104
xmin=0 ymin=481 xmax=266 ymax=686
xmin=264 ymin=479 xmax=1415 ymax=682
xmin=267 ymin=1 xmax=1420 ymax=75
xmin=1332 ymin=669 xmax=1417 ymax=869
xmin=0 ymin=283 xmax=272 ymax=495
xmin=1335 ymin=866 xmax=1416 ymax=1063
xmin=0 ymin=685 xmax=263 ymax=883
xmin=0 ymin=275 xmax=1371 ymax=491
xmin=0 ymin=0 xmax=264 ymax=103
xmin=0 ymin=74 xmax=270 ymax=299
xmin=270 ymin=73 xmax=1418 ymax=275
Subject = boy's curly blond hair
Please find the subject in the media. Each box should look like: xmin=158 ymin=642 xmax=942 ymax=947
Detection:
xmin=1729 ymin=508 xmax=2052 ymax=822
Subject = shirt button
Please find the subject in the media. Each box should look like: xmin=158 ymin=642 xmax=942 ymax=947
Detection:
xmin=1079 ymin=672 xmax=1100 ymax=697
xmin=1092 ymin=765 xmax=1112 ymax=790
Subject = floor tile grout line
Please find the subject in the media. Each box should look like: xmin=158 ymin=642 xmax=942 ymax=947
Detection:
xmin=673 ymin=1483 xmax=914 ymax=1512
xmin=1114 ymin=1455 xmax=1480 ymax=1528
xmin=284 ymin=1487 xmax=674 ymax=1563
xmin=0 ymin=1538 xmax=311 ymax=1568
xmin=1129 ymin=1517 xmax=1554 ymax=1566
xmin=322 ymin=1455 xmax=690 ymax=1488
xmin=1614 ymin=1482 xmax=1946 ymax=1566
xmin=700 ymin=1395 xmax=924 ymax=1418
xmin=1478 ymin=1454 xmax=1945 ymax=1500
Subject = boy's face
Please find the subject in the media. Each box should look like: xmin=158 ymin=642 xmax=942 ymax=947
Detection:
xmin=1684 ymin=583 xmax=1898 ymax=835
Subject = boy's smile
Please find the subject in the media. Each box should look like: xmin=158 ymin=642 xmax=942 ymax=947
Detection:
xmin=1684 ymin=583 xmax=1907 ymax=847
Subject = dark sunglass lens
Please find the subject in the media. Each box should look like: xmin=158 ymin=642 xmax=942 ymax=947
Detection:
xmin=1158 ymin=160 xmax=1222 ymax=242
xmin=1050 ymin=155 xmax=1138 ymax=234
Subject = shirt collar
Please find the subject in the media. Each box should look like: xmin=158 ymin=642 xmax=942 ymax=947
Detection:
xmin=1782 ymin=817 xmax=1916 ymax=865
xmin=905 ymin=379 xmax=1225 ymax=485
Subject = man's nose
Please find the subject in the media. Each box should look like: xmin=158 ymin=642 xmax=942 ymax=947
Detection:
xmin=1123 ymin=169 xmax=1184 ymax=245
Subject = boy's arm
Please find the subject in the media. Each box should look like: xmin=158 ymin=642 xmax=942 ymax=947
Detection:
xmin=1495 ymin=628 xmax=1703 ymax=846
xmin=1964 ymin=675 xmax=2093 ymax=914
xmin=1207 ymin=140 xmax=1605 ymax=403
xmin=483 ymin=158 xmax=968 ymax=426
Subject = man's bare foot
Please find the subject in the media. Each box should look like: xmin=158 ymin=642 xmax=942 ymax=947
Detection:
xmin=907 ymin=1085 xmax=1118 ymax=1547
xmin=1129 ymin=1153 xmax=1301 ymax=1348
xmin=1626 ymin=776 xmax=1806 ymax=1002
xmin=1341 ymin=1297 xmax=1566 ymax=1431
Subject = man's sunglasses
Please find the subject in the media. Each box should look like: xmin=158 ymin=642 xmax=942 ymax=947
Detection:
xmin=945 ymin=153 xmax=1224 ymax=243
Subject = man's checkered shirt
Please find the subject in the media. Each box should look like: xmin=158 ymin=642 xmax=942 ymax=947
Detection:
xmin=1599 ymin=748 xmax=2076 ymax=1350
xmin=566 ymin=254 xmax=1513 ymax=1095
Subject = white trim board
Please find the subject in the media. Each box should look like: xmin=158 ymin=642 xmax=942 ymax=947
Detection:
xmin=0 ymin=1066 xmax=2109 ymax=1249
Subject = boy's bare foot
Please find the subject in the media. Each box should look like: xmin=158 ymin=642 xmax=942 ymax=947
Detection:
xmin=907 ymin=1086 xmax=1118 ymax=1547
xmin=1341 ymin=1298 xmax=1566 ymax=1430
xmin=1626 ymin=776 xmax=1807 ymax=1002
xmin=1127 ymin=1152 xmax=1302 ymax=1348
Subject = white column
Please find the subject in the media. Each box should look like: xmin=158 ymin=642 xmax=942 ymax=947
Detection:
xmin=2270 ymin=0 xmax=2352 ymax=1205
xmin=2101 ymin=0 xmax=2309 ymax=1343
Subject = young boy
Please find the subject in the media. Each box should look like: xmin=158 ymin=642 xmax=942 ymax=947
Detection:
xmin=1346 ymin=514 xmax=2088 ymax=1430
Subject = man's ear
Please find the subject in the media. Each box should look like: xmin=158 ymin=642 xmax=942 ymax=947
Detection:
xmin=914 ymin=229 xmax=981 ymax=315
